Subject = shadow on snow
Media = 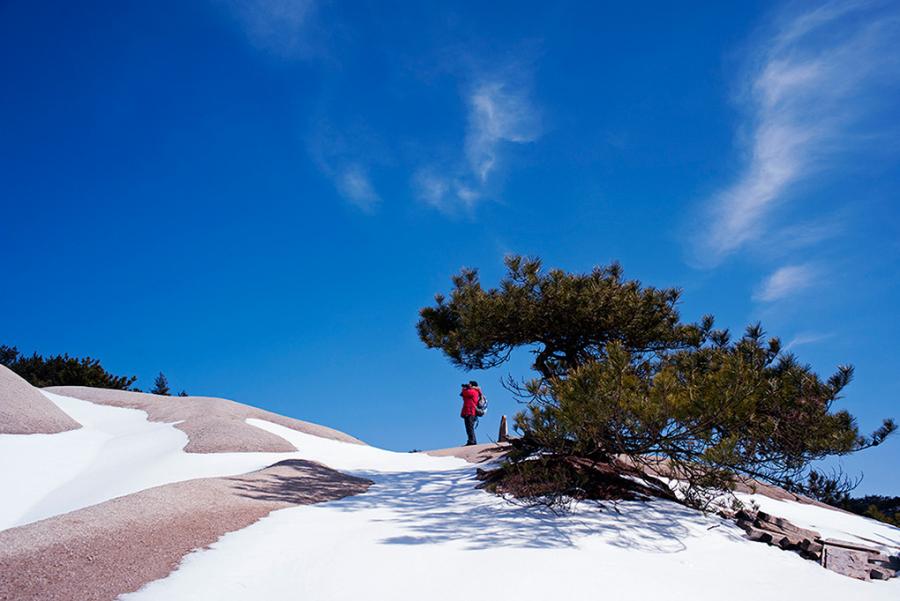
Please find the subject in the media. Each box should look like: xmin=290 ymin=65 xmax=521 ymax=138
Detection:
xmin=310 ymin=466 xmax=746 ymax=553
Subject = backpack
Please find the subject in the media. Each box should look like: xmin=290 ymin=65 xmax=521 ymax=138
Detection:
xmin=475 ymin=390 xmax=488 ymax=416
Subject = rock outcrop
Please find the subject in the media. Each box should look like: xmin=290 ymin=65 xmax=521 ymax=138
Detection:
xmin=734 ymin=508 xmax=899 ymax=581
xmin=0 ymin=459 xmax=372 ymax=601
xmin=0 ymin=365 xmax=80 ymax=434
xmin=45 ymin=386 xmax=364 ymax=453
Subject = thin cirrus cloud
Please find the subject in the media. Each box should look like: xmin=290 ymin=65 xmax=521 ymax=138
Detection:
xmin=217 ymin=0 xmax=317 ymax=59
xmin=307 ymin=123 xmax=385 ymax=213
xmin=218 ymin=0 xmax=385 ymax=213
xmin=692 ymin=0 xmax=900 ymax=267
xmin=465 ymin=81 xmax=542 ymax=184
xmin=783 ymin=331 xmax=833 ymax=352
xmin=414 ymin=77 xmax=541 ymax=214
xmin=753 ymin=264 xmax=817 ymax=302
xmin=334 ymin=165 xmax=380 ymax=213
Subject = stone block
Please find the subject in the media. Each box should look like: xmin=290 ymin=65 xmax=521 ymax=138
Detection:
xmin=735 ymin=509 xmax=757 ymax=522
xmin=822 ymin=546 xmax=872 ymax=580
xmin=870 ymin=567 xmax=895 ymax=581
xmin=800 ymin=539 xmax=823 ymax=555
xmin=743 ymin=526 xmax=774 ymax=544
xmin=498 ymin=415 xmax=509 ymax=442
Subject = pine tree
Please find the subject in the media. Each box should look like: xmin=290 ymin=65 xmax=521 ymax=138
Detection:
xmin=0 ymin=344 xmax=136 ymax=389
xmin=418 ymin=255 xmax=696 ymax=381
xmin=151 ymin=372 xmax=170 ymax=396
xmin=419 ymin=257 xmax=896 ymax=506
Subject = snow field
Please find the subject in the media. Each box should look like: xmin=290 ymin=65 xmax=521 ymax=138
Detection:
xmin=2 ymin=392 xmax=898 ymax=600
xmin=0 ymin=392 xmax=439 ymax=530
xmin=123 ymin=461 xmax=900 ymax=601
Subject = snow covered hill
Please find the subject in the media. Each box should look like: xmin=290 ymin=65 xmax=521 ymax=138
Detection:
xmin=0 ymin=369 xmax=898 ymax=600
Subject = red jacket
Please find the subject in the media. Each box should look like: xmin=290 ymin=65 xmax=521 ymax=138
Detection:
xmin=461 ymin=387 xmax=480 ymax=417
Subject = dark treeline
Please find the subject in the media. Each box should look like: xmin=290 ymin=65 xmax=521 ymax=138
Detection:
xmin=804 ymin=471 xmax=900 ymax=527
xmin=842 ymin=495 xmax=900 ymax=527
xmin=0 ymin=345 xmax=185 ymax=395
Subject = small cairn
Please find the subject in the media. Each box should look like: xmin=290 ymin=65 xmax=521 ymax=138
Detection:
xmin=733 ymin=508 xmax=900 ymax=581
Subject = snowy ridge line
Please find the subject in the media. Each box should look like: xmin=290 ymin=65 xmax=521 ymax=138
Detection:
xmin=0 ymin=393 xmax=466 ymax=531
xmin=0 ymin=365 xmax=80 ymax=434
xmin=244 ymin=418 xmax=470 ymax=474
xmin=44 ymin=385 xmax=365 ymax=452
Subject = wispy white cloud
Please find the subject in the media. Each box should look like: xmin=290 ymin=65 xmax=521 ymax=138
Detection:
xmin=335 ymin=165 xmax=380 ymax=212
xmin=783 ymin=331 xmax=833 ymax=352
xmin=413 ymin=76 xmax=541 ymax=214
xmin=306 ymin=120 xmax=387 ymax=213
xmin=754 ymin=264 xmax=817 ymax=302
xmin=693 ymin=0 xmax=900 ymax=266
xmin=412 ymin=170 xmax=453 ymax=210
xmin=218 ymin=0 xmax=317 ymax=59
xmin=411 ymin=169 xmax=484 ymax=213
xmin=465 ymin=81 xmax=541 ymax=183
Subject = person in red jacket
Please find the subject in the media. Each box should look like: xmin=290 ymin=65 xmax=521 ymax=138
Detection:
xmin=460 ymin=383 xmax=480 ymax=445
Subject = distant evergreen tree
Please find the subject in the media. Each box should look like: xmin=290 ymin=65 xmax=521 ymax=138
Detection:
xmin=802 ymin=470 xmax=856 ymax=506
xmin=849 ymin=497 xmax=900 ymax=527
xmin=0 ymin=345 xmax=19 ymax=366
xmin=805 ymin=476 xmax=900 ymax=526
xmin=860 ymin=504 xmax=900 ymax=527
xmin=151 ymin=372 xmax=170 ymax=396
xmin=178 ymin=390 xmax=189 ymax=397
xmin=419 ymin=257 xmax=896 ymax=507
xmin=845 ymin=495 xmax=900 ymax=520
xmin=0 ymin=344 xmax=137 ymax=389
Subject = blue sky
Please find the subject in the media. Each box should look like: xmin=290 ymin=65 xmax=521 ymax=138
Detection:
xmin=2 ymin=1 xmax=898 ymax=494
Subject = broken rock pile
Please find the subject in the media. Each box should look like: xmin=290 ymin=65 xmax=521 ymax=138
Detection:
xmin=734 ymin=509 xmax=900 ymax=581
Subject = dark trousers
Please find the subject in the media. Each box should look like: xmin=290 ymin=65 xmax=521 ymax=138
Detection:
xmin=463 ymin=415 xmax=478 ymax=445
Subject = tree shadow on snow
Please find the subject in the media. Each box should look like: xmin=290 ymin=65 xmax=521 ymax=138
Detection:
xmin=318 ymin=467 xmax=745 ymax=553
xmin=225 ymin=459 xmax=373 ymax=505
